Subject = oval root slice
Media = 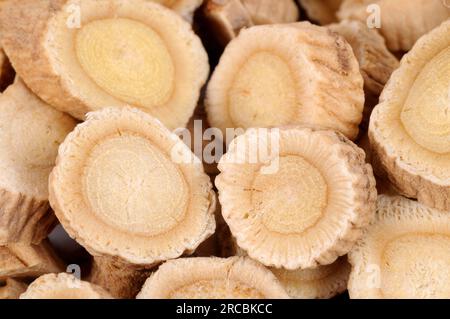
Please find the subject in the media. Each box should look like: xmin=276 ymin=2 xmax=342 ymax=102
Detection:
xmin=216 ymin=126 xmax=377 ymax=269
xmin=137 ymin=257 xmax=289 ymax=299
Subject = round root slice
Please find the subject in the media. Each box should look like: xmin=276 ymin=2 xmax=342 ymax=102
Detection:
xmin=0 ymin=79 xmax=76 ymax=244
xmin=49 ymin=107 xmax=216 ymax=295
xmin=203 ymin=0 xmax=254 ymax=46
xmin=271 ymin=256 xmax=351 ymax=299
xmin=20 ymin=273 xmax=112 ymax=299
xmin=298 ymin=0 xmax=343 ymax=25
xmin=369 ymin=20 xmax=450 ymax=211
xmin=216 ymin=126 xmax=377 ymax=270
xmin=0 ymin=0 xmax=209 ymax=129
xmin=205 ymin=22 xmax=364 ymax=140
xmin=338 ymin=0 xmax=450 ymax=52
xmin=240 ymin=0 xmax=299 ymax=25
xmin=349 ymin=195 xmax=450 ymax=299
xmin=0 ymin=240 xmax=64 ymax=280
xmin=0 ymin=279 xmax=28 ymax=299
xmin=328 ymin=20 xmax=399 ymax=97
xmin=137 ymin=257 xmax=289 ymax=299
xmin=150 ymin=0 xmax=203 ymax=23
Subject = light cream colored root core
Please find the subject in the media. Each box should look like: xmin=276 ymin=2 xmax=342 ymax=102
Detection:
xmin=137 ymin=257 xmax=289 ymax=299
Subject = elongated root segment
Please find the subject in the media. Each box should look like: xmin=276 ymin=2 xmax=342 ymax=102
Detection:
xmin=20 ymin=273 xmax=112 ymax=299
xmin=0 ymin=0 xmax=209 ymax=129
xmin=206 ymin=22 xmax=364 ymax=140
xmin=216 ymin=127 xmax=376 ymax=270
xmin=369 ymin=20 xmax=450 ymax=211
xmin=137 ymin=257 xmax=289 ymax=299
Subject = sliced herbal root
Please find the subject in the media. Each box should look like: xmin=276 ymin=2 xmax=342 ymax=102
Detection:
xmin=20 ymin=273 xmax=112 ymax=299
xmin=328 ymin=20 xmax=399 ymax=97
xmin=0 ymin=0 xmax=209 ymax=129
xmin=137 ymin=257 xmax=289 ymax=299
xmin=0 ymin=240 xmax=64 ymax=280
xmin=49 ymin=107 xmax=216 ymax=298
xmin=369 ymin=21 xmax=450 ymax=211
xmin=298 ymin=0 xmax=343 ymax=24
xmin=271 ymin=257 xmax=350 ymax=299
xmin=0 ymin=79 xmax=76 ymax=244
xmin=206 ymin=22 xmax=364 ymax=140
xmin=216 ymin=127 xmax=377 ymax=270
xmin=349 ymin=195 xmax=450 ymax=299
xmin=150 ymin=0 xmax=203 ymax=23
xmin=338 ymin=0 xmax=450 ymax=52
xmin=0 ymin=279 xmax=27 ymax=299
xmin=203 ymin=0 xmax=254 ymax=46
xmin=240 ymin=0 xmax=299 ymax=25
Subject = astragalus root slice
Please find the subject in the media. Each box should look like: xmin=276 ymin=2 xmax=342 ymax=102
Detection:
xmin=338 ymin=0 xmax=450 ymax=52
xmin=137 ymin=257 xmax=289 ymax=299
xmin=203 ymin=0 xmax=254 ymax=46
xmin=298 ymin=0 xmax=343 ymax=24
xmin=349 ymin=195 xmax=450 ymax=299
xmin=0 ymin=0 xmax=209 ymax=129
xmin=206 ymin=22 xmax=365 ymax=140
xmin=328 ymin=20 xmax=399 ymax=97
xmin=0 ymin=79 xmax=76 ymax=244
xmin=271 ymin=257 xmax=351 ymax=299
xmin=150 ymin=0 xmax=203 ymax=23
xmin=0 ymin=279 xmax=27 ymax=299
xmin=49 ymin=107 xmax=216 ymax=298
xmin=216 ymin=127 xmax=377 ymax=270
xmin=20 ymin=273 xmax=112 ymax=299
xmin=369 ymin=21 xmax=450 ymax=211
xmin=0 ymin=240 xmax=64 ymax=279
xmin=240 ymin=0 xmax=299 ymax=25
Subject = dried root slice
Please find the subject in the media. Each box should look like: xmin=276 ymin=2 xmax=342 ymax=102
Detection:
xmin=271 ymin=257 xmax=350 ymax=299
xmin=0 ymin=0 xmax=209 ymax=129
xmin=240 ymin=0 xmax=299 ymax=25
xmin=203 ymin=0 xmax=254 ymax=46
xmin=0 ymin=279 xmax=27 ymax=299
xmin=216 ymin=127 xmax=377 ymax=269
xmin=338 ymin=0 xmax=450 ymax=52
xmin=20 ymin=273 xmax=112 ymax=299
xmin=298 ymin=0 xmax=342 ymax=24
xmin=150 ymin=0 xmax=203 ymax=23
xmin=49 ymin=107 xmax=216 ymax=297
xmin=137 ymin=257 xmax=289 ymax=299
xmin=206 ymin=22 xmax=364 ymax=140
xmin=0 ymin=240 xmax=64 ymax=279
xmin=349 ymin=196 xmax=450 ymax=299
xmin=0 ymin=79 xmax=76 ymax=244
xmin=328 ymin=20 xmax=399 ymax=96
xmin=369 ymin=21 xmax=450 ymax=211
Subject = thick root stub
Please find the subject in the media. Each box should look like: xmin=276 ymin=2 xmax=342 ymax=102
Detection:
xmin=0 ymin=79 xmax=76 ymax=244
xmin=20 ymin=273 xmax=112 ymax=299
xmin=338 ymin=0 xmax=450 ymax=52
xmin=216 ymin=127 xmax=377 ymax=270
xmin=49 ymin=107 xmax=216 ymax=298
xmin=137 ymin=257 xmax=289 ymax=299
xmin=206 ymin=22 xmax=364 ymax=140
xmin=0 ymin=279 xmax=27 ymax=299
xmin=298 ymin=0 xmax=342 ymax=25
xmin=369 ymin=20 xmax=450 ymax=211
xmin=0 ymin=240 xmax=64 ymax=280
xmin=0 ymin=0 xmax=209 ymax=129
xmin=349 ymin=196 xmax=450 ymax=299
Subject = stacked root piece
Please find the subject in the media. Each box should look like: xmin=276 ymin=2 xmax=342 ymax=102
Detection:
xmin=0 ymin=0 xmax=449 ymax=300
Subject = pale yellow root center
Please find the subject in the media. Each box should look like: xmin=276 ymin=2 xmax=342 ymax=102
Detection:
xmin=400 ymin=47 xmax=450 ymax=154
xmin=76 ymin=18 xmax=175 ymax=109
xmin=381 ymin=233 xmax=450 ymax=298
xmin=228 ymin=51 xmax=297 ymax=129
xmin=252 ymin=156 xmax=327 ymax=234
xmin=169 ymin=279 xmax=264 ymax=298
xmin=83 ymin=135 xmax=188 ymax=236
